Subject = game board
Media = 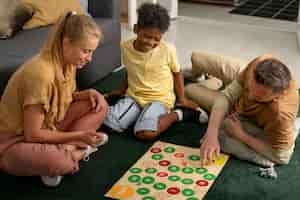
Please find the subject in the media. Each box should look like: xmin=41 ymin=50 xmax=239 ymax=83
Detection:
xmin=105 ymin=141 xmax=229 ymax=200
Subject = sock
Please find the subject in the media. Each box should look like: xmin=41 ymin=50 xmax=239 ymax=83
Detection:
xmin=196 ymin=107 xmax=209 ymax=123
xmin=173 ymin=109 xmax=183 ymax=121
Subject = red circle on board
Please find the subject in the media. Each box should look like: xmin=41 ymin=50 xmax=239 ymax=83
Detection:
xmin=159 ymin=160 xmax=171 ymax=166
xmin=174 ymin=153 xmax=185 ymax=158
xmin=151 ymin=147 xmax=162 ymax=153
xmin=196 ymin=180 xmax=209 ymax=187
xmin=157 ymin=172 xmax=168 ymax=177
xmin=167 ymin=187 xmax=180 ymax=195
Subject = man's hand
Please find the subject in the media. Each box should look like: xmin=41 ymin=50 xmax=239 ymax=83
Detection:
xmin=224 ymin=114 xmax=246 ymax=140
xmin=200 ymin=133 xmax=220 ymax=167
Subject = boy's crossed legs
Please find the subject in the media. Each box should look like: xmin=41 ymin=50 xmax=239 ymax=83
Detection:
xmin=103 ymin=96 xmax=207 ymax=140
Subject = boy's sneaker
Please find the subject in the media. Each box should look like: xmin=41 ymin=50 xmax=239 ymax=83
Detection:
xmin=83 ymin=133 xmax=109 ymax=161
xmin=174 ymin=106 xmax=208 ymax=123
xmin=41 ymin=176 xmax=63 ymax=187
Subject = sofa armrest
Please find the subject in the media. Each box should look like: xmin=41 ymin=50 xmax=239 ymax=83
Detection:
xmin=88 ymin=0 xmax=120 ymax=19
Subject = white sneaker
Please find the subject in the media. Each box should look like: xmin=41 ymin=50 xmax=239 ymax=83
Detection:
xmin=41 ymin=176 xmax=63 ymax=187
xmin=83 ymin=133 xmax=109 ymax=161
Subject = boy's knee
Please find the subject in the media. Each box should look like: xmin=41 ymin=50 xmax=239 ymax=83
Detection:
xmin=135 ymin=131 xmax=159 ymax=141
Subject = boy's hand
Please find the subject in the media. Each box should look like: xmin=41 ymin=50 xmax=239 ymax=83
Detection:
xmin=177 ymin=98 xmax=199 ymax=110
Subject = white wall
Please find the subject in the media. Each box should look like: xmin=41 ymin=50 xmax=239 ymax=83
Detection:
xmin=298 ymin=3 xmax=300 ymax=48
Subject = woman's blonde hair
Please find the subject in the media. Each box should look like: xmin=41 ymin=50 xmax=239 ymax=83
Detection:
xmin=41 ymin=11 xmax=102 ymax=82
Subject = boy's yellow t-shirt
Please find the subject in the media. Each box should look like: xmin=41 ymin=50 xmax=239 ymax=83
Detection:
xmin=0 ymin=55 xmax=76 ymax=135
xmin=121 ymin=39 xmax=180 ymax=109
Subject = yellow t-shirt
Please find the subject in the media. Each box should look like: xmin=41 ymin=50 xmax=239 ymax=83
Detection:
xmin=0 ymin=55 xmax=76 ymax=135
xmin=121 ymin=39 xmax=180 ymax=109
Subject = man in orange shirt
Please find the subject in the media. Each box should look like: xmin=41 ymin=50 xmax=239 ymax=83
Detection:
xmin=185 ymin=53 xmax=299 ymax=167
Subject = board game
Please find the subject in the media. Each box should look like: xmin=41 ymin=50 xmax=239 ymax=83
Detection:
xmin=105 ymin=141 xmax=229 ymax=200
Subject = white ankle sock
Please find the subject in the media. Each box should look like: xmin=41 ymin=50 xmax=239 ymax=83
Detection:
xmin=173 ymin=109 xmax=183 ymax=121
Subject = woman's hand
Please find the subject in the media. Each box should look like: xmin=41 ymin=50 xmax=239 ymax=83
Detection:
xmin=73 ymin=89 xmax=108 ymax=112
xmin=76 ymin=130 xmax=104 ymax=148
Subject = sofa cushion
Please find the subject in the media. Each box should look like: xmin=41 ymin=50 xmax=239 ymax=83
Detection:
xmin=0 ymin=0 xmax=32 ymax=39
xmin=21 ymin=0 xmax=84 ymax=29
xmin=94 ymin=18 xmax=120 ymax=46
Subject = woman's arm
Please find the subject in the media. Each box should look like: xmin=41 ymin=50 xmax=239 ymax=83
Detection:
xmin=23 ymin=104 xmax=100 ymax=146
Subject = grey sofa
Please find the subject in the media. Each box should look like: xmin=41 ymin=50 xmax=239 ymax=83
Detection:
xmin=0 ymin=0 xmax=121 ymax=94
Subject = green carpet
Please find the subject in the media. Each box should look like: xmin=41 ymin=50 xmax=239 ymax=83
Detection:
xmin=1 ymin=69 xmax=300 ymax=200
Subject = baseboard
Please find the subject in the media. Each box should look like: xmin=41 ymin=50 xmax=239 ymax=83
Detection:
xmin=298 ymin=30 xmax=300 ymax=50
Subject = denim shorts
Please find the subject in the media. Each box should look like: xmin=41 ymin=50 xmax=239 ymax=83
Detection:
xmin=103 ymin=96 xmax=168 ymax=134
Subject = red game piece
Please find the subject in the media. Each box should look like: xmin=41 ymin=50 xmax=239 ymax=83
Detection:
xmin=167 ymin=187 xmax=180 ymax=195
xmin=174 ymin=153 xmax=184 ymax=158
xmin=159 ymin=160 xmax=171 ymax=167
xmin=157 ymin=172 xmax=168 ymax=177
xmin=150 ymin=147 xmax=162 ymax=153
xmin=196 ymin=180 xmax=209 ymax=187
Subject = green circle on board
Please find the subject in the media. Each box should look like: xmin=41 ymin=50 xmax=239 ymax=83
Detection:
xmin=164 ymin=146 xmax=176 ymax=153
xmin=168 ymin=175 xmax=181 ymax=182
xmin=181 ymin=178 xmax=194 ymax=185
xmin=168 ymin=165 xmax=180 ymax=172
xmin=137 ymin=187 xmax=150 ymax=195
xmin=187 ymin=197 xmax=199 ymax=200
xmin=182 ymin=167 xmax=194 ymax=174
xmin=128 ymin=175 xmax=141 ymax=183
xmin=142 ymin=176 xmax=155 ymax=184
xmin=182 ymin=189 xmax=195 ymax=197
xmin=145 ymin=168 xmax=157 ymax=174
xmin=153 ymin=182 xmax=167 ymax=190
xmin=189 ymin=155 xmax=201 ymax=161
xmin=143 ymin=197 xmax=156 ymax=200
xmin=152 ymin=154 xmax=163 ymax=160
xmin=130 ymin=167 xmax=142 ymax=174
xmin=204 ymin=173 xmax=216 ymax=181
xmin=196 ymin=167 xmax=208 ymax=174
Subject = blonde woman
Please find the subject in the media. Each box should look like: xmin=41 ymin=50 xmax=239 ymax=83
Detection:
xmin=0 ymin=11 xmax=109 ymax=187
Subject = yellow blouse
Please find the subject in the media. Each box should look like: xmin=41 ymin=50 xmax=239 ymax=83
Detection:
xmin=0 ymin=55 xmax=76 ymax=134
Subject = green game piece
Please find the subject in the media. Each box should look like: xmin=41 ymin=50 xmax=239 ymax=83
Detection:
xmin=151 ymin=154 xmax=163 ymax=160
xmin=182 ymin=167 xmax=194 ymax=174
xmin=168 ymin=175 xmax=181 ymax=182
xmin=187 ymin=197 xmax=199 ymax=200
xmin=164 ymin=146 xmax=176 ymax=153
xmin=188 ymin=155 xmax=201 ymax=161
xmin=142 ymin=176 xmax=155 ymax=184
xmin=181 ymin=178 xmax=194 ymax=185
xmin=196 ymin=167 xmax=208 ymax=174
xmin=130 ymin=168 xmax=142 ymax=174
xmin=128 ymin=175 xmax=141 ymax=183
xmin=145 ymin=168 xmax=157 ymax=174
xmin=137 ymin=187 xmax=150 ymax=195
xmin=204 ymin=173 xmax=216 ymax=181
xmin=143 ymin=197 xmax=156 ymax=200
xmin=153 ymin=182 xmax=167 ymax=190
xmin=182 ymin=189 xmax=195 ymax=197
xmin=168 ymin=165 xmax=180 ymax=172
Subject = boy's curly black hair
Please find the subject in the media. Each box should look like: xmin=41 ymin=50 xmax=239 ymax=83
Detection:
xmin=137 ymin=3 xmax=170 ymax=33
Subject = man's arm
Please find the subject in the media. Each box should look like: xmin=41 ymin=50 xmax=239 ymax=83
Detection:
xmin=200 ymin=80 xmax=243 ymax=165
